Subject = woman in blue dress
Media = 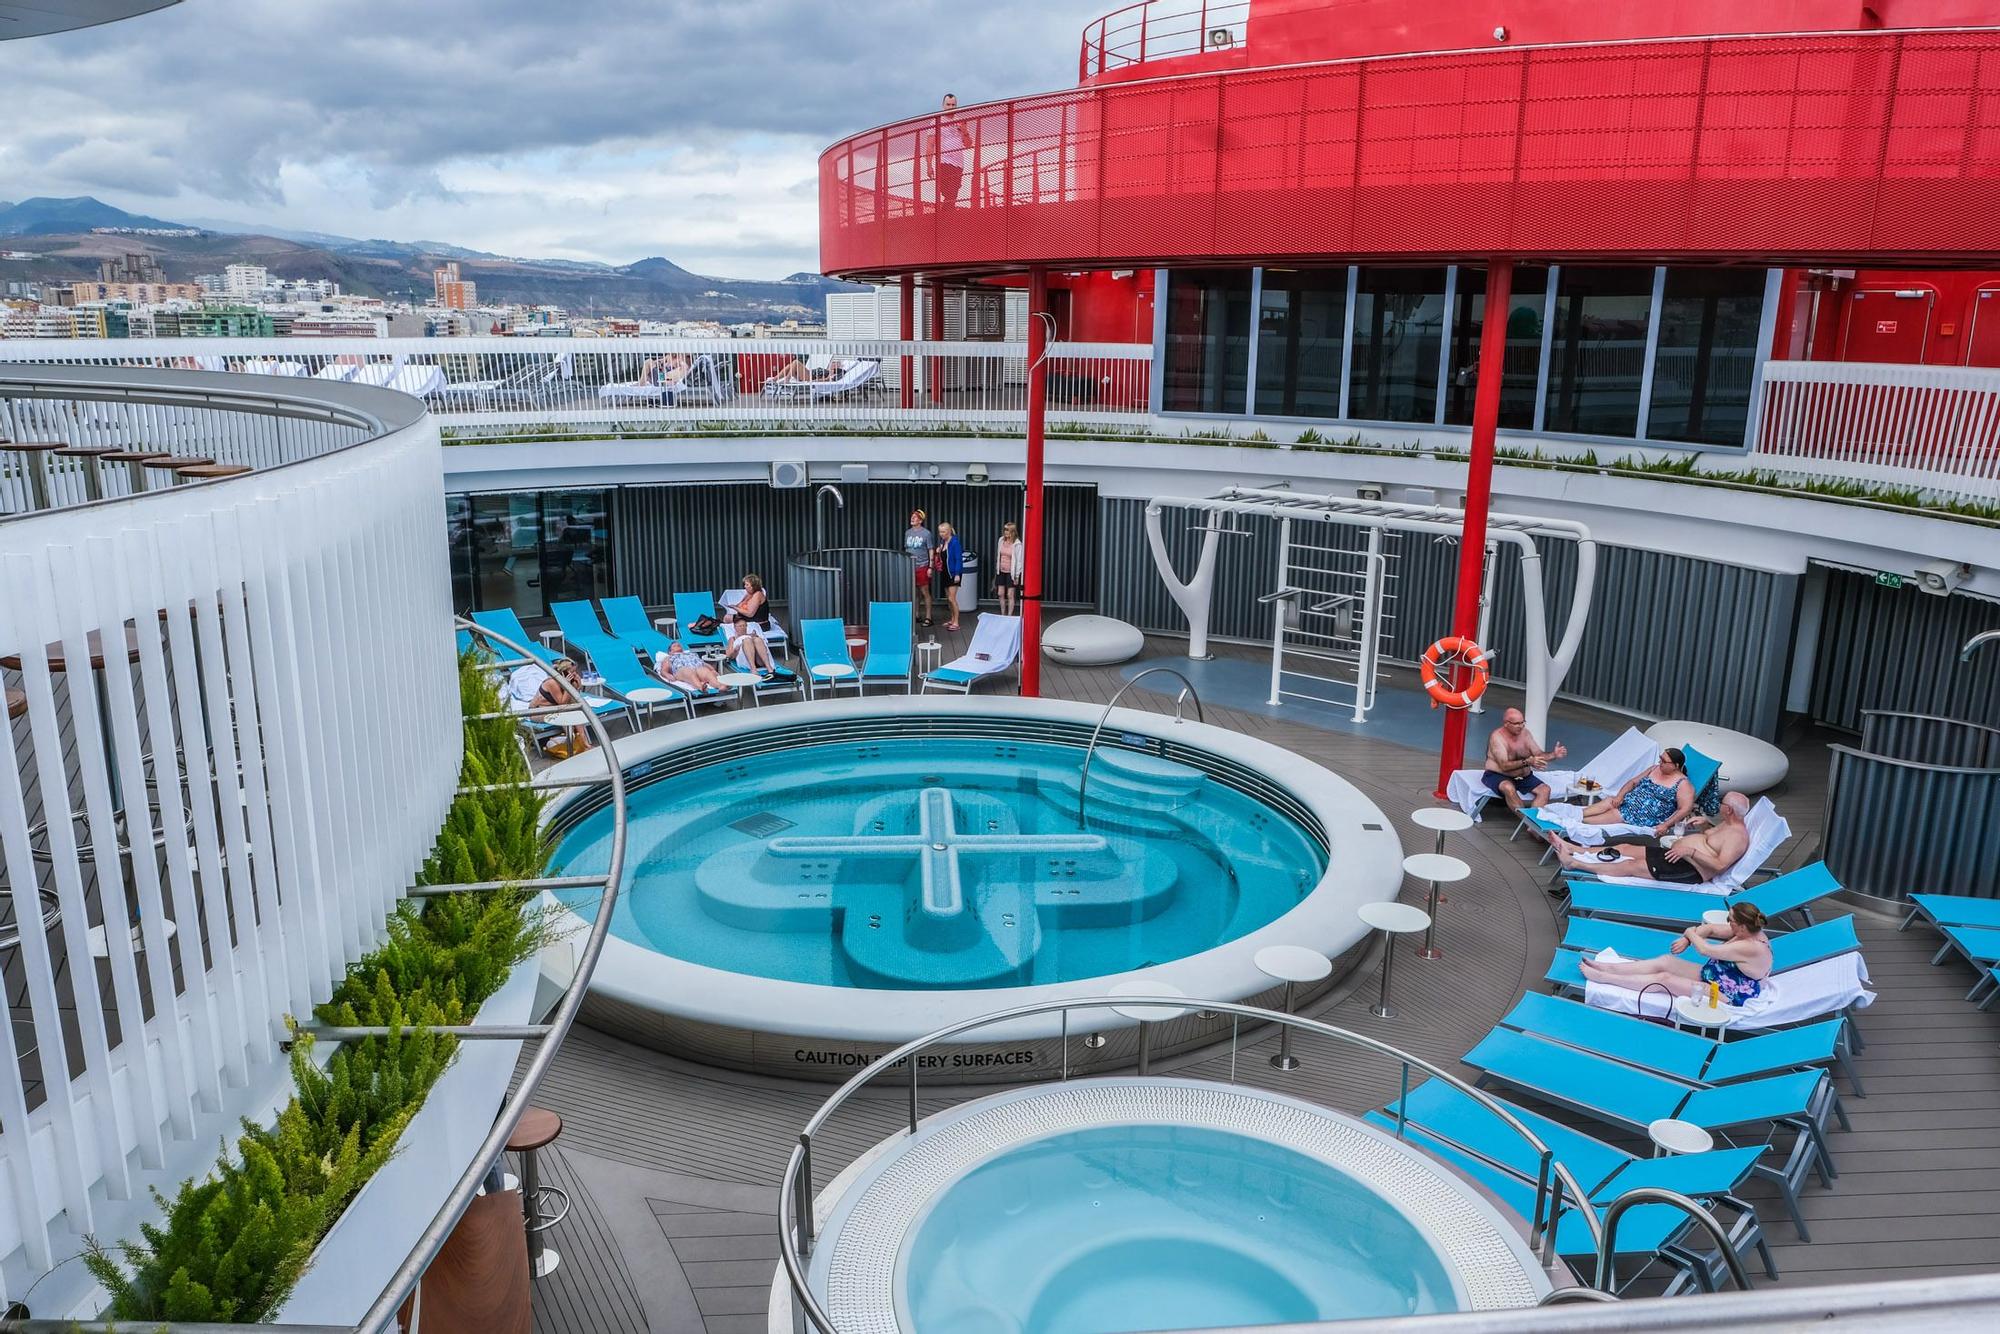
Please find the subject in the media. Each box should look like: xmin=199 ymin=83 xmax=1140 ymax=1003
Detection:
xmin=1575 ymin=747 xmax=1695 ymax=839
xmin=1579 ymin=901 xmax=1773 ymax=1004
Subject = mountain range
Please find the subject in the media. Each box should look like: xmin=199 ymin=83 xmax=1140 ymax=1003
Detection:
xmin=0 ymin=196 xmax=865 ymax=323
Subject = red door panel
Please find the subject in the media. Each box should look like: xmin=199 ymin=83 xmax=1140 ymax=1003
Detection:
xmin=1842 ymin=289 xmax=1933 ymax=364
xmin=1968 ymin=289 xmax=2000 ymax=369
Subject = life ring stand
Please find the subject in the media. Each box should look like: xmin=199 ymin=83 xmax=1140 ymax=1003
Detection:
xmin=1420 ymin=636 xmax=1494 ymax=710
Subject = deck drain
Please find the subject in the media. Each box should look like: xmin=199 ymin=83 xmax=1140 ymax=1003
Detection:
xmin=730 ymin=812 xmax=795 ymax=838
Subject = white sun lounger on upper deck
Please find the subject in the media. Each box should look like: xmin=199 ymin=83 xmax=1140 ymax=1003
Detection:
xmin=1445 ymin=725 xmax=1660 ymax=820
xmin=922 ymin=614 xmax=1021 ymax=693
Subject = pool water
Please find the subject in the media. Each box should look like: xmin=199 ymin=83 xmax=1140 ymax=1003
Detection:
xmin=551 ymin=736 xmax=1325 ymax=990
xmin=896 ymin=1124 xmax=1463 ymax=1331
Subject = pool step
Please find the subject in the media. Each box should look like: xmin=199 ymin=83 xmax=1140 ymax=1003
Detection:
xmin=841 ymin=882 xmax=1040 ymax=988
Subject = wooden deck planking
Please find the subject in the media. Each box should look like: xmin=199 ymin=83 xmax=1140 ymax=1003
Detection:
xmin=492 ymin=625 xmax=2000 ymax=1332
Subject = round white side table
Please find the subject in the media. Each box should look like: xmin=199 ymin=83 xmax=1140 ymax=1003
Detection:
xmin=538 ymin=628 xmax=564 ymax=656
xmin=623 ymin=685 xmax=676 ymax=726
xmin=916 ymin=640 xmax=942 ymax=674
xmin=810 ymin=662 xmax=857 ymax=697
xmin=1648 ymin=1116 xmax=1715 ymax=1157
xmin=1108 ymin=980 xmax=1191 ymax=1075
xmin=1410 ymin=806 xmax=1475 ymax=903
xmin=1358 ymin=902 xmax=1431 ymax=1019
xmin=1254 ymin=945 xmax=1331 ymax=1071
xmin=1402 ymin=853 xmax=1470 ymax=961
xmin=716 ymin=671 xmax=763 ymax=708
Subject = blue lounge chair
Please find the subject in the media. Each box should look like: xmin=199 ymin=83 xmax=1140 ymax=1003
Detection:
xmin=1368 ymin=1080 xmax=1774 ymax=1286
xmin=858 ymin=601 xmax=913 ymax=692
xmin=1932 ymin=925 xmax=2000 ymax=1004
xmin=1500 ymin=991 xmax=1857 ymax=1107
xmin=469 ymin=607 xmax=559 ymax=665
xmin=671 ymin=591 xmax=730 ymax=652
xmin=1901 ymin=892 xmax=2000 ymax=934
xmin=1570 ymin=862 xmax=1839 ymax=930
xmin=601 ymin=595 xmax=675 ymax=658
xmin=550 ymin=599 xmax=644 ymax=675
xmin=801 ymin=618 xmax=861 ymax=697
xmin=586 ymin=644 xmax=697 ymax=724
xmin=1461 ymin=1027 xmax=1832 ymax=1240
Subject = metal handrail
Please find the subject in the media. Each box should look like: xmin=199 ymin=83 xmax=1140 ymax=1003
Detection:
xmin=1 ymin=619 xmax=629 ymax=1333
xmin=1075 ymin=666 xmax=1203 ymax=827
xmin=775 ymin=995 xmax=1604 ymax=1334
xmin=1596 ymin=1187 xmax=1753 ymax=1296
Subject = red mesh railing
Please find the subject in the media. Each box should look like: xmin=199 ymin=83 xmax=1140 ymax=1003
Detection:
xmin=821 ymin=29 xmax=2000 ymax=278
xmin=1080 ymin=1 xmax=1251 ymax=80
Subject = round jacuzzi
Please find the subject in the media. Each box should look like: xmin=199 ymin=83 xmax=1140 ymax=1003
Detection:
xmin=542 ymin=697 xmax=1403 ymax=1079
xmin=783 ymin=1079 xmax=1550 ymax=1332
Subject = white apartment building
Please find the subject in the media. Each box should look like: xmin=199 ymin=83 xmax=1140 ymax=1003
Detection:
xmin=223 ymin=262 xmax=270 ymax=300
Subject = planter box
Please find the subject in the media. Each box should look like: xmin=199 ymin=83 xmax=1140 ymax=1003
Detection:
xmin=275 ymin=955 xmax=539 ymax=1324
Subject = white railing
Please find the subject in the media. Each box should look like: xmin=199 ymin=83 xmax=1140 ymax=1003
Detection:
xmin=0 ymin=368 xmax=461 ymax=1312
xmin=1751 ymin=359 xmax=2000 ymax=503
xmin=0 ymin=336 xmax=1156 ymax=438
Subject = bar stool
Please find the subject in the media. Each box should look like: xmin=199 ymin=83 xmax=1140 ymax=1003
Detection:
xmin=1402 ymin=853 xmax=1469 ymax=961
xmin=3 ymin=441 xmax=63 ymax=511
xmin=100 ymin=449 xmax=173 ymax=494
xmin=1358 ymin=902 xmax=1430 ymax=1019
xmin=142 ymin=455 xmax=208 ymax=489
xmin=1253 ymin=945 xmax=1331 ymax=1071
xmin=174 ymin=461 xmax=253 ymax=483
xmin=1107 ymin=980 xmax=1190 ymax=1075
xmin=54 ymin=444 xmax=122 ymax=502
xmin=1409 ymin=807 xmax=1474 ymax=902
xmin=507 ymin=1107 xmax=570 ymax=1279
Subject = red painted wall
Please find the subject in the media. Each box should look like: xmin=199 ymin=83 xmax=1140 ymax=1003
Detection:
xmin=1776 ymin=268 xmax=2000 ymax=366
xmin=1084 ymin=0 xmax=2000 ymax=84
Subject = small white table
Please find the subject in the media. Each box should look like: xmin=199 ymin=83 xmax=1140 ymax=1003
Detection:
xmin=652 ymin=615 xmax=677 ymax=638
xmin=1410 ymin=807 xmax=1475 ymax=904
xmin=544 ymin=710 xmax=589 ymax=731
xmin=623 ymin=685 xmax=677 ymax=725
xmin=1402 ymin=853 xmax=1470 ymax=961
xmin=1647 ymin=1116 xmax=1715 ymax=1157
xmin=810 ymin=662 xmax=857 ymax=697
xmin=1108 ymin=980 xmax=1191 ymax=1075
xmin=538 ymin=628 xmax=564 ymax=655
xmin=1672 ymin=995 xmax=1748 ymax=1037
xmin=1254 ymin=945 xmax=1331 ymax=1071
xmin=1358 ymin=901 xmax=1431 ymax=1019
xmin=916 ymin=640 xmax=942 ymax=674
xmin=717 ymin=671 xmax=764 ymax=707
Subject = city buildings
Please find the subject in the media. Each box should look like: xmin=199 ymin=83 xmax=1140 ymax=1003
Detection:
xmin=433 ymin=260 xmax=478 ymax=310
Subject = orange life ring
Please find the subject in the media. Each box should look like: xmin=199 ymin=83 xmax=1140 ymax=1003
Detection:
xmin=1420 ymin=636 xmax=1494 ymax=710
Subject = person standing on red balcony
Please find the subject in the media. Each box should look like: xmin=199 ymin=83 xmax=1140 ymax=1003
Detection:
xmin=936 ymin=92 xmax=970 ymax=207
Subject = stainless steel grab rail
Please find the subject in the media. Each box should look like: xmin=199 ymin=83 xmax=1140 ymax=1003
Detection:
xmin=1596 ymin=1187 xmax=1753 ymax=1296
xmin=1075 ymin=666 xmax=1203 ymax=828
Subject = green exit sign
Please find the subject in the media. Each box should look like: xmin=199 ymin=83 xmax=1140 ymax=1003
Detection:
xmin=1876 ymin=570 xmax=1905 ymax=589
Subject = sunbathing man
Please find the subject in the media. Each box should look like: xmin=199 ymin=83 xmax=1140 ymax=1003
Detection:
xmin=1579 ymin=900 xmax=1772 ymax=1002
xmin=770 ymin=356 xmax=843 ymax=383
xmin=654 ymin=640 xmax=724 ymax=693
xmin=1553 ymin=791 xmax=1752 ymax=885
xmin=1482 ymin=708 xmax=1566 ymax=811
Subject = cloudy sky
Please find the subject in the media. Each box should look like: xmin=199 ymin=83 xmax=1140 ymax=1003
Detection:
xmin=2 ymin=0 xmax=1082 ymax=276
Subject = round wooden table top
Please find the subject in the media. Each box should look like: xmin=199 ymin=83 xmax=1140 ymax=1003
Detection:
xmin=0 ymin=624 xmax=146 ymax=672
xmin=2 ymin=440 xmax=64 ymax=453
xmin=507 ymin=1107 xmax=563 ymax=1152
xmin=53 ymin=444 xmax=124 ymax=457
xmin=176 ymin=462 xmax=254 ymax=479
xmin=5 ymin=688 xmax=24 ymax=721
xmin=143 ymin=455 xmax=210 ymax=471
xmin=101 ymin=449 xmax=173 ymax=463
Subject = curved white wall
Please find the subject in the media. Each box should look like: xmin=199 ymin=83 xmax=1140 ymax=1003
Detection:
xmin=0 ymin=383 xmax=460 ymax=1313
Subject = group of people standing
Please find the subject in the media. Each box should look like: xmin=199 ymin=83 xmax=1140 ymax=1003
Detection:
xmin=903 ymin=508 xmax=1024 ymax=630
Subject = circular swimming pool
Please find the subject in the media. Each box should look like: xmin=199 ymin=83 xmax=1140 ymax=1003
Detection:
xmin=792 ymin=1079 xmax=1550 ymax=1332
xmin=541 ymin=698 xmax=1403 ymax=1077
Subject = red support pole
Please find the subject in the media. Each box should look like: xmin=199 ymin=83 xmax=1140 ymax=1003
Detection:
xmin=1022 ymin=266 xmax=1049 ymax=698
xmin=928 ymin=279 xmax=947 ymax=407
xmin=1435 ymin=259 xmax=1514 ymax=799
xmin=899 ymin=274 xmax=915 ymax=410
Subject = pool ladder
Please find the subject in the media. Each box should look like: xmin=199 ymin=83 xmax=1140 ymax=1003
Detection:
xmin=1075 ymin=667 xmax=1204 ymax=829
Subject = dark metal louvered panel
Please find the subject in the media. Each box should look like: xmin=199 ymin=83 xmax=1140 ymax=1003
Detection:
xmin=1824 ymin=744 xmax=2000 ymax=902
xmin=1810 ymin=568 xmax=2000 ymax=734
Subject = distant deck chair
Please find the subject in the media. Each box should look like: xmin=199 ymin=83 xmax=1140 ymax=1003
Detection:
xmin=549 ymin=599 xmax=643 ymax=675
xmin=801 ymin=618 xmax=862 ymax=698
xmin=600 ymin=596 xmax=674 ymax=657
xmin=469 ymin=608 xmax=559 ymax=666
xmin=922 ymin=614 xmax=1022 ymax=694
xmin=1571 ymin=861 xmax=1839 ymax=930
xmin=859 ymin=601 xmax=914 ymax=692
xmin=1557 ymin=798 xmax=1792 ymax=907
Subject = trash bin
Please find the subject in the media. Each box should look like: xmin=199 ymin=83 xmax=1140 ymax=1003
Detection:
xmin=958 ymin=551 xmax=980 ymax=610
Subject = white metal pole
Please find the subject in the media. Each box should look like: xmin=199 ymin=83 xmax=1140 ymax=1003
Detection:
xmin=1269 ymin=517 xmax=1291 ymax=706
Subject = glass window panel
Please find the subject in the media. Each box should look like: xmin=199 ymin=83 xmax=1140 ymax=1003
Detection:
xmin=1253 ymin=268 xmax=1349 ymax=418
xmin=471 ymin=493 xmax=542 ymax=616
xmin=445 ymin=493 xmax=475 ymax=614
xmin=539 ymin=491 xmax=611 ymax=610
xmin=1441 ymin=267 xmax=1550 ymax=429
xmin=1347 ymin=268 xmax=1449 ymax=423
xmin=1648 ymin=268 xmax=1768 ymax=447
xmin=1162 ymin=269 xmax=1252 ymax=413
xmin=1543 ymin=267 xmax=1656 ymax=438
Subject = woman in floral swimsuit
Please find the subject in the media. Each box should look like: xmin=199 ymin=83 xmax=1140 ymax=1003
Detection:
xmin=1578 ymin=901 xmax=1772 ymax=1004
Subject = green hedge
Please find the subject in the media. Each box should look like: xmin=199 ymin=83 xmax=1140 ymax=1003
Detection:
xmin=86 ymin=655 xmax=554 ymax=1322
